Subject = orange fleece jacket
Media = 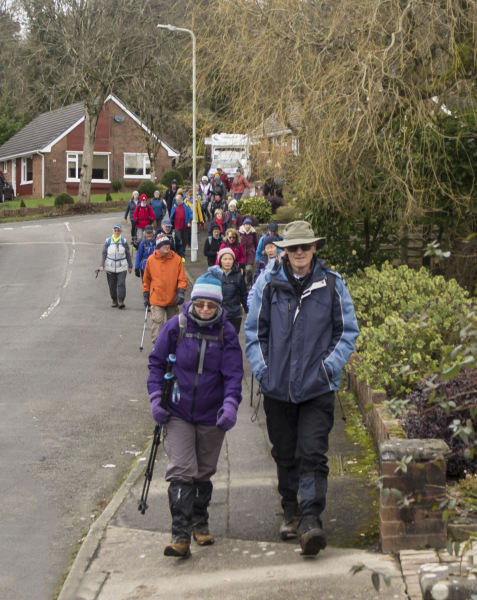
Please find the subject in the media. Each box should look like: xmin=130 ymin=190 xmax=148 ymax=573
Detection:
xmin=142 ymin=250 xmax=188 ymax=307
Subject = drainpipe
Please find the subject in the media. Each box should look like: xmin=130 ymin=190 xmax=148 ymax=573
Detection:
xmin=36 ymin=151 xmax=45 ymax=199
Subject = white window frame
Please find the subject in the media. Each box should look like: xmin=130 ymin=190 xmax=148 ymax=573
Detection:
xmin=3 ymin=161 xmax=7 ymax=173
xmin=21 ymin=156 xmax=33 ymax=184
xmin=124 ymin=152 xmax=151 ymax=179
xmin=66 ymin=152 xmax=111 ymax=183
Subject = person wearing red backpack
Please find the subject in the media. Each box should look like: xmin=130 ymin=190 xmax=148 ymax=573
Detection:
xmin=133 ymin=194 xmax=155 ymax=244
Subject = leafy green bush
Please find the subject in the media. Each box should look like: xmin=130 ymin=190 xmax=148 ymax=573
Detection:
xmin=156 ymin=184 xmax=167 ymax=196
xmin=348 ymin=263 xmax=474 ymax=397
xmin=105 ymin=192 xmax=113 ymax=202
xmin=160 ymin=170 xmax=184 ymax=188
xmin=236 ymin=198 xmax=272 ymax=223
xmin=137 ymin=180 xmax=158 ymax=198
xmin=20 ymin=199 xmax=26 ymax=208
xmin=112 ymin=180 xmax=122 ymax=193
xmin=45 ymin=192 xmax=53 ymax=197
xmin=275 ymin=205 xmax=296 ymax=223
xmin=54 ymin=193 xmax=75 ymax=206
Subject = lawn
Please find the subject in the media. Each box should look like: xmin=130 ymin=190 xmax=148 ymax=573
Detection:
xmin=0 ymin=192 xmax=131 ymax=210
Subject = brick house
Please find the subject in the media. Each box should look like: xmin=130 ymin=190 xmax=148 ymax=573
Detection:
xmin=0 ymin=95 xmax=180 ymax=199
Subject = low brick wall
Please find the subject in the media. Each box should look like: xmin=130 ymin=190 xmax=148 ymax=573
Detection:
xmin=350 ymin=368 xmax=450 ymax=553
xmin=349 ymin=368 xmax=406 ymax=441
xmin=379 ymin=440 xmax=449 ymax=553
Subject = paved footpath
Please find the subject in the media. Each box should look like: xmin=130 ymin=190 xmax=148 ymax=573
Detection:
xmin=58 ymin=225 xmax=410 ymax=600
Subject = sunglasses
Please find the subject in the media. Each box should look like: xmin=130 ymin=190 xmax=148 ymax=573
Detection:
xmin=286 ymin=243 xmax=315 ymax=253
xmin=193 ymin=300 xmax=219 ymax=310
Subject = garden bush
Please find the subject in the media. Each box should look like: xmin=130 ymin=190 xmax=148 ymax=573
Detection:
xmin=236 ymin=198 xmax=272 ymax=223
xmin=54 ymin=193 xmax=75 ymax=206
xmin=20 ymin=199 xmax=26 ymax=208
xmin=160 ymin=170 xmax=183 ymax=188
xmin=105 ymin=192 xmax=113 ymax=202
xmin=348 ymin=263 xmax=474 ymax=396
xmin=275 ymin=205 xmax=297 ymax=223
xmin=401 ymin=371 xmax=477 ymax=478
xmin=112 ymin=180 xmax=122 ymax=193
xmin=137 ymin=180 xmax=158 ymax=198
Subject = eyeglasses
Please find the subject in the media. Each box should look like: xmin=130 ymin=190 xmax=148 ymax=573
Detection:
xmin=193 ymin=300 xmax=219 ymax=310
xmin=286 ymin=243 xmax=315 ymax=253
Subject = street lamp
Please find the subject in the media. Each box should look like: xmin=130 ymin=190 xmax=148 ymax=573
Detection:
xmin=157 ymin=23 xmax=198 ymax=262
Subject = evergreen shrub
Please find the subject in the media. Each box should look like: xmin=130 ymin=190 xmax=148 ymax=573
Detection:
xmin=236 ymin=198 xmax=272 ymax=223
xmin=160 ymin=170 xmax=184 ymax=188
xmin=348 ymin=263 xmax=474 ymax=397
xmin=137 ymin=180 xmax=158 ymax=199
xmin=54 ymin=193 xmax=75 ymax=206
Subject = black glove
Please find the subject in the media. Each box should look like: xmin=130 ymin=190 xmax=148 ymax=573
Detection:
xmin=175 ymin=289 xmax=185 ymax=305
xmin=135 ymin=268 xmax=141 ymax=278
xmin=143 ymin=292 xmax=150 ymax=307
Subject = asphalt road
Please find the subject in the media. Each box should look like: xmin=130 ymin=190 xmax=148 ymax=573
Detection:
xmin=0 ymin=213 xmax=155 ymax=600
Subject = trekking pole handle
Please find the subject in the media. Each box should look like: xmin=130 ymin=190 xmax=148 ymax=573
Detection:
xmin=160 ymin=354 xmax=176 ymax=409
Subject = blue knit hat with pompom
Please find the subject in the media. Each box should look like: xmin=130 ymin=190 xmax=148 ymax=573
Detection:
xmin=191 ymin=273 xmax=223 ymax=304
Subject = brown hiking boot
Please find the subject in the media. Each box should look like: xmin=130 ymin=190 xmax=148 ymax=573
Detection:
xmin=111 ymin=299 xmax=118 ymax=307
xmin=279 ymin=516 xmax=299 ymax=540
xmin=298 ymin=516 xmax=327 ymax=556
xmin=163 ymin=541 xmax=191 ymax=558
xmin=193 ymin=530 xmax=215 ymax=546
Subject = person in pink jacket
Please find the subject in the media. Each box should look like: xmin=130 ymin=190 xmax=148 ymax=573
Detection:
xmin=216 ymin=228 xmax=245 ymax=268
xmin=231 ymin=167 xmax=251 ymax=200
xmin=133 ymin=194 xmax=155 ymax=243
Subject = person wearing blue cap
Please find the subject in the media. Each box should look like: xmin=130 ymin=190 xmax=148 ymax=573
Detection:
xmin=99 ymin=224 xmax=133 ymax=308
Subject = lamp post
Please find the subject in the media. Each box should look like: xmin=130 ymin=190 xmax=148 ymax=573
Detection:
xmin=157 ymin=24 xmax=198 ymax=262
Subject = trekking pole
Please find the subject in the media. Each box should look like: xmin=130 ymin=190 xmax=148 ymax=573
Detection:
xmin=139 ymin=305 xmax=148 ymax=352
xmin=95 ymin=269 xmax=101 ymax=278
xmin=250 ymin=375 xmax=254 ymax=406
xmin=138 ymin=354 xmax=176 ymax=514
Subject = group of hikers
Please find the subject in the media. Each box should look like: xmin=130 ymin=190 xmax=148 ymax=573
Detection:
xmin=98 ymin=183 xmax=360 ymax=562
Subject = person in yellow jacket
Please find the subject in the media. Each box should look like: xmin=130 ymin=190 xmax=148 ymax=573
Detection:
xmin=142 ymin=233 xmax=188 ymax=344
xmin=184 ymin=188 xmax=204 ymax=225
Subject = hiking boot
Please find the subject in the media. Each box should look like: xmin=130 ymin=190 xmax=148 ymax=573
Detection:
xmin=193 ymin=530 xmax=215 ymax=546
xmin=111 ymin=299 xmax=118 ymax=307
xmin=164 ymin=541 xmax=191 ymax=558
xmin=279 ymin=516 xmax=299 ymax=540
xmin=117 ymin=300 xmax=125 ymax=309
xmin=298 ymin=516 xmax=327 ymax=556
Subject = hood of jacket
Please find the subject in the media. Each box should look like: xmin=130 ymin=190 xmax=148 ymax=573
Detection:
xmin=208 ymin=264 xmax=241 ymax=278
xmin=239 ymin=224 xmax=256 ymax=234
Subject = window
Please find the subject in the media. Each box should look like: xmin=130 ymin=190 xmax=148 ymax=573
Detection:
xmin=21 ymin=157 xmax=33 ymax=183
xmin=124 ymin=153 xmax=150 ymax=178
xmin=3 ymin=161 xmax=7 ymax=173
xmin=66 ymin=153 xmax=110 ymax=182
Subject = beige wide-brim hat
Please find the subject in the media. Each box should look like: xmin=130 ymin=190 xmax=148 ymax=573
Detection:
xmin=274 ymin=220 xmax=326 ymax=249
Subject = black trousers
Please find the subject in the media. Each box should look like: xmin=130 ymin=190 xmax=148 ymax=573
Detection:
xmin=227 ymin=316 xmax=242 ymax=334
xmin=263 ymin=392 xmax=335 ymax=523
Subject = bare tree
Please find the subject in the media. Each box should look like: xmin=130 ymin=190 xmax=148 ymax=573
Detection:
xmin=193 ymin=0 xmax=477 ymax=228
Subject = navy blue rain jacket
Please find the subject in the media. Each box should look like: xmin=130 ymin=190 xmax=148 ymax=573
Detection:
xmin=244 ymin=260 xmax=359 ymax=403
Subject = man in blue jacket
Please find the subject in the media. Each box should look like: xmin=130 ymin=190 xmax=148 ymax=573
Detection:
xmin=245 ymin=220 xmax=359 ymax=556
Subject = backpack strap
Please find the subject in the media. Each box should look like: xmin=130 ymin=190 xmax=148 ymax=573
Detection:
xmin=326 ymin=272 xmax=336 ymax=302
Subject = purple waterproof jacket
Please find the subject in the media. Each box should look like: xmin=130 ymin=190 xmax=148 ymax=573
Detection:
xmin=147 ymin=302 xmax=243 ymax=425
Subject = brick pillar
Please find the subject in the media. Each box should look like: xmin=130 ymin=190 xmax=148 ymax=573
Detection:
xmin=379 ymin=439 xmax=449 ymax=553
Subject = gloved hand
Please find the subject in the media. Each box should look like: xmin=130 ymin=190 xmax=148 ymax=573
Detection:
xmin=135 ymin=268 xmax=141 ymax=278
xmin=175 ymin=289 xmax=185 ymax=305
xmin=143 ymin=291 xmax=150 ymax=307
xmin=151 ymin=399 xmax=170 ymax=424
xmin=182 ymin=257 xmax=186 ymax=263
xmin=216 ymin=397 xmax=239 ymax=431
xmin=124 ymin=219 xmax=128 ymax=224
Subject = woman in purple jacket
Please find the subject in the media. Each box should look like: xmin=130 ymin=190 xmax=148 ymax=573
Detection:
xmin=147 ymin=273 xmax=243 ymax=559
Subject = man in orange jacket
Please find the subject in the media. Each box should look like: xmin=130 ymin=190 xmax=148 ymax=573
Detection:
xmin=142 ymin=233 xmax=188 ymax=344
